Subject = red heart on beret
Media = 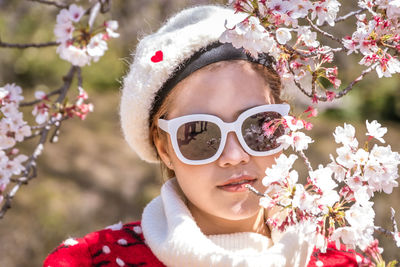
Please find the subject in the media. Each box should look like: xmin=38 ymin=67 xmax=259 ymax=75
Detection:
xmin=151 ymin=50 xmax=163 ymax=63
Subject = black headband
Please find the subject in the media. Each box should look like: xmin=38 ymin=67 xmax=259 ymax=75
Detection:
xmin=149 ymin=41 xmax=275 ymax=125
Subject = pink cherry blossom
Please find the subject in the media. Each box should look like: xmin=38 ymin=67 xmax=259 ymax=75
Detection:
xmin=68 ymin=4 xmax=85 ymax=23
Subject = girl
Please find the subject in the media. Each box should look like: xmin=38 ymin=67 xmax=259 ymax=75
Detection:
xmin=44 ymin=4 xmax=360 ymax=267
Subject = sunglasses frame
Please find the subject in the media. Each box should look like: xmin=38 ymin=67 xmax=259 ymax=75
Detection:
xmin=158 ymin=104 xmax=290 ymax=165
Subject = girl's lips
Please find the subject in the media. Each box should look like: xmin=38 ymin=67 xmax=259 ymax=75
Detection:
xmin=217 ymin=176 xmax=257 ymax=193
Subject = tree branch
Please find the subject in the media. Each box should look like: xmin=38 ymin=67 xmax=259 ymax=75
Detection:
xmin=298 ymin=150 xmax=313 ymax=172
xmin=0 ymin=66 xmax=77 ymax=219
xmin=26 ymin=0 xmax=68 ymax=9
xmin=375 ymin=226 xmax=395 ymax=238
xmin=19 ymin=88 xmax=62 ymax=107
xmin=0 ymin=40 xmax=59 ymax=49
xmin=306 ymin=17 xmax=347 ymax=52
xmin=288 ymin=61 xmax=378 ymax=102
xmin=335 ymin=8 xmax=367 ymax=24
xmin=391 ymin=207 xmax=398 ymax=234
xmin=334 ymin=62 xmax=378 ymax=99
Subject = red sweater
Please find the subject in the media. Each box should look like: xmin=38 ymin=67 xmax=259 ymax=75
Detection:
xmin=43 ymin=221 xmax=360 ymax=267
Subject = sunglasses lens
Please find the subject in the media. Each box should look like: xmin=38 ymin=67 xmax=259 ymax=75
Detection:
xmin=242 ymin=111 xmax=285 ymax=152
xmin=177 ymin=121 xmax=221 ymax=161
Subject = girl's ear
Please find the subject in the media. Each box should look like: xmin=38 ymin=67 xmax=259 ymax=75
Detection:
xmin=154 ymin=135 xmax=174 ymax=170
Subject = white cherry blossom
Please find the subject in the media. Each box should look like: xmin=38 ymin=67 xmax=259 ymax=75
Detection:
xmin=310 ymin=0 xmax=341 ymax=26
xmin=57 ymin=44 xmax=91 ymax=67
xmin=333 ymin=123 xmax=358 ymax=148
xmin=105 ymin=20 xmax=120 ymax=38
xmin=87 ymin=34 xmax=108 ymax=57
xmin=309 ymin=165 xmax=338 ymax=193
xmin=366 ymin=120 xmax=387 ymax=143
xmin=220 ymin=16 xmax=277 ymax=58
xmin=276 ymin=28 xmax=292 ymax=44
xmin=277 ymin=131 xmax=313 ymax=151
xmin=297 ymin=26 xmax=320 ymax=47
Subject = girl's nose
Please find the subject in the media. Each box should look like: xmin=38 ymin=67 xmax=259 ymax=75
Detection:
xmin=217 ymin=132 xmax=250 ymax=167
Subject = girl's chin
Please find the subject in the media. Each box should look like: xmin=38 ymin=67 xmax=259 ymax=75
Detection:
xmin=214 ymin=204 xmax=262 ymax=221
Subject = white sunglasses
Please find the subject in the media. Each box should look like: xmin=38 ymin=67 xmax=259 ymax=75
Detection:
xmin=158 ymin=104 xmax=290 ymax=165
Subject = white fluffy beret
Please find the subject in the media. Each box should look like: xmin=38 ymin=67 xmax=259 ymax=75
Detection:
xmin=120 ymin=4 xmax=247 ymax=163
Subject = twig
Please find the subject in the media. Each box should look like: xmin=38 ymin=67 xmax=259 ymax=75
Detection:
xmin=0 ymin=40 xmax=59 ymax=49
xmin=26 ymin=0 xmax=68 ymax=9
xmin=288 ymin=61 xmax=378 ymax=102
xmin=99 ymin=0 xmax=111 ymax=13
xmin=245 ymin=184 xmax=267 ymax=197
xmin=57 ymin=66 xmax=77 ymax=103
xmin=0 ymin=66 xmax=77 ymax=219
xmin=19 ymin=88 xmax=62 ymax=107
xmin=334 ymin=62 xmax=378 ymax=99
xmin=306 ymin=17 xmax=347 ymax=52
xmin=22 ymin=129 xmax=44 ymax=141
xmin=298 ymin=150 xmax=313 ymax=172
xmin=77 ymin=67 xmax=83 ymax=88
xmin=288 ymin=64 xmax=314 ymax=98
xmin=318 ymin=8 xmax=367 ymax=28
xmin=335 ymin=8 xmax=367 ymax=24
xmin=374 ymin=226 xmax=395 ymax=238
xmin=391 ymin=207 xmax=398 ymax=234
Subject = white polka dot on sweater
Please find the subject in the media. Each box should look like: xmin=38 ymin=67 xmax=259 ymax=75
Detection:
xmin=102 ymin=245 xmax=111 ymax=254
xmin=356 ymin=255 xmax=362 ymax=263
xmin=133 ymin=226 xmax=142 ymax=234
xmin=116 ymin=257 xmax=125 ymax=266
xmin=63 ymin=238 xmax=78 ymax=246
xmin=316 ymin=260 xmax=324 ymax=267
xmin=118 ymin=239 xmax=128 ymax=245
xmin=105 ymin=221 xmax=123 ymax=231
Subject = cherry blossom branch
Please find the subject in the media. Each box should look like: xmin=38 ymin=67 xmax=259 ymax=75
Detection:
xmin=288 ymin=61 xmax=378 ymax=102
xmin=20 ymin=89 xmax=62 ymax=107
xmin=372 ymin=209 xmax=397 ymax=238
xmin=306 ymin=17 xmax=346 ymax=51
xmin=318 ymin=7 xmax=368 ymax=27
xmin=374 ymin=226 xmax=396 ymax=238
xmin=77 ymin=67 xmax=83 ymax=88
xmin=245 ymin=184 xmax=286 ymax=208
xmin=26 ymin=0 xmax=68 ymax=9
xmin=0 ymin=66 xmax=77 ymax=219
xmin=391 ymin=208 xmax=398 ymax=234
xmin=298 ymin=150 xmax=313 ymax=172
xmin=333 ymin=62 xmax=379 ymax=99
xmin=334 ymin=8 xmax=367 ymax=24
xmin=245 ymin=184 xmax=267 ymax=197
xmin=0 ymin=39 xmax=59 ymax=49
xmin=99 ymin=0 xmax=111 ymax=14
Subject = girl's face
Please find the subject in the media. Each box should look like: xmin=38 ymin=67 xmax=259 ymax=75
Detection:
xmin=155 ymin=61 xmax=280 ymax=233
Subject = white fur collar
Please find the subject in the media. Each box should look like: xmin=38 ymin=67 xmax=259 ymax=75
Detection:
xmin=141 ymin=178 xmax=314 ymax=267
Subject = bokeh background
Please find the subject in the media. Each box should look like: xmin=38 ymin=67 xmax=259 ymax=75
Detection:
xmin=0 ymin=0 xmax=399 ymax=266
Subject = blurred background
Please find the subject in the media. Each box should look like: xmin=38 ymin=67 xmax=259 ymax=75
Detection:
xmin=0 ymin=0 xmax=399 ymax=266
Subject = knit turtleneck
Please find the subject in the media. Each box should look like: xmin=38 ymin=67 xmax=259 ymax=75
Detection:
xmin=141 ymin=178 xmax=315 ymax=267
